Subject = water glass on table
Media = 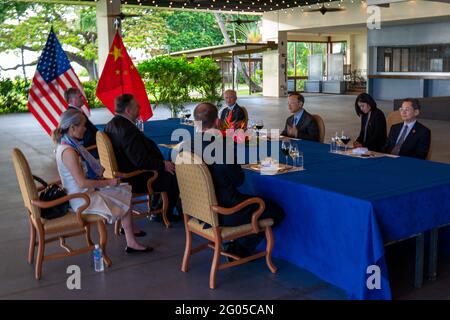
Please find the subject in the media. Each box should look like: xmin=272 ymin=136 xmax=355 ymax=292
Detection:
xmin=297 ymin=151 xmax=304 ymax=170
xmin=329 ymin=137 xmax=337 ymax=153
xmin=136 ymin=118 xmax=144 ymax=132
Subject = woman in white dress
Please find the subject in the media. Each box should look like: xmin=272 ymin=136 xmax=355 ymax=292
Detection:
xmin=53 ymin=109 xmax=152 ymax=253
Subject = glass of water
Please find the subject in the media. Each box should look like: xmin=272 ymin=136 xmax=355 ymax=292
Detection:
xmin=136 ymin=118 xmax=144 ymax=132
xmin=297 ymin=151 xmax=304 ymax=170
xmin=330 ymin=137 xmax=337 ymax=153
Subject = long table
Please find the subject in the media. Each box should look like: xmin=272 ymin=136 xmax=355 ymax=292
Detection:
xmin=98 ymin=119 xmax=450 ymax=299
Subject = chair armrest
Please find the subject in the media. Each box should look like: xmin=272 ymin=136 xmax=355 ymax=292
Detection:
xmin=85 ymin=144 xmax=97 ymax=152
xmin=113 ymin=169 xmax=151 ymax=179
xmin=211 ymin=197 xmax=265 ymax=233
xmin=146 ymin=170 xmax=158 ymax=194
xmin=113 ymin=170 xmax=158 ymax=194
xmin=31 ymin=193 xmax=90 ymax=226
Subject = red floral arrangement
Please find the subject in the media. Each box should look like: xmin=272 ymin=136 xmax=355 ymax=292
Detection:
xmin=218 ymin=112 xmax=250 ymax=144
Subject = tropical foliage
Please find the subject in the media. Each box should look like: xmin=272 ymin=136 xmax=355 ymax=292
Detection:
xmin=138 ymin=56 xmax=222 ymax=117
xmin=0 ymin=78 xmax=104 ymax=113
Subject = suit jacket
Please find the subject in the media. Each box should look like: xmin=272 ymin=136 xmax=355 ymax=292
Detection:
xmin=193 ymin=135 xmax=249 ymax=211
xmin=384 ymin=121 xmax=431 ymax=160
xmin=281 ymin=109 xmax=320 ymax=142
xmin=104 ymin=115 xmax=165 ymax=190
xmin=355 ymin=108 xmax=387 ymax=152
xmin=68 ymin=105 xmax=98 ymax=149
xmin=220 ymin=104 xmax=246 ymax=123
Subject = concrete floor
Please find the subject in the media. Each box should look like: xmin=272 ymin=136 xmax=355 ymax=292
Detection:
xmin=1 ymin=94 xmax=450 ymax=300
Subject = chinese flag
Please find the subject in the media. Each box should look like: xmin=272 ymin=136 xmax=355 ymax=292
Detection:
xmin=96 ymin=30 xmax=153 ymax=121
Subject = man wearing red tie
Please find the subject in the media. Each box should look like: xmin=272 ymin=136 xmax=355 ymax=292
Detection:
xmin=384 ymin=98 xmax=431 ymax=159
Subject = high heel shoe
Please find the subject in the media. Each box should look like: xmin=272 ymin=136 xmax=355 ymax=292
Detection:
xmin=125 ymin=246 xmax=154 ymax=254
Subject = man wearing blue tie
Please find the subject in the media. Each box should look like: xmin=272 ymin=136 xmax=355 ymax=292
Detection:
xmin=280 ymin=92 xmax=320 ymax=141
xmin=384 ymin=98 xmax=431 ymax=160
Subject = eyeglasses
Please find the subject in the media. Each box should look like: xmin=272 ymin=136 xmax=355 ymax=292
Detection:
xmin=399 ymin=107 xmax=415 ymax=112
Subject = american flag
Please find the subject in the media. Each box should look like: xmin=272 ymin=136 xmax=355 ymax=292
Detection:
xmin=27 ymin=29 xmax=89 ymax=135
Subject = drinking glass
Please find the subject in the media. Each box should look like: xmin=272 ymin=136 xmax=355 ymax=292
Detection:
xmin=340 ymin=131 xmax=351 ymax=152
xmin=184 ymin=110 xmax=191 ymax=124
xmin=297 ymin=151 xmax=304 ymax=169
xmin=289 ymin=144 xmax=300 ymax=167
xmin=281 ymin=140 xmax=291 ymax=167
xmin=136 ymin=118 xmax=144 ymax=132
xmin=329 ymin=137 xmax=337 ymax=153
xmin=179 ymin=110 xmax=186 ymax=124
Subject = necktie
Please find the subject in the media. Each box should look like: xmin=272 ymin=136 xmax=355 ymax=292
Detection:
xmin=391 ymin=125 xmax=409 ymax=155
xmin=294 ymin=116 xmax=299 ymax=126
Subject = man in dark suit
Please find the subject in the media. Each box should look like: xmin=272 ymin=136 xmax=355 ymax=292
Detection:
xmin=104 ymin=94 xmax=181 ymax=220
xmin=219 ymin=89 xmax=246 ymax=124
xmin=65 ymin=88 xmax=98 ymax=157
xmin=194 ymin=102 xmax=285 ymax=258
xmin=384 ymin=98 xmax=431 ymax=160
xmin=280 ymin=92 xmax=320 ymax=141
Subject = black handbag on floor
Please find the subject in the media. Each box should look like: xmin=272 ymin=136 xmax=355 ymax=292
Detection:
xmin=33 ymin=175 xmax=69 ymax=220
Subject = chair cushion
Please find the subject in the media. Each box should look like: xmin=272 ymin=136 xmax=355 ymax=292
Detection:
xmin=42 ymin=212 xmax=103 ymax=234
xmin=187 ymin=218 xmax=274 ymax=239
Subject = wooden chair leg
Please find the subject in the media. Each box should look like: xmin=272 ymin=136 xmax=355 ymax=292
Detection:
xmin=28 ymin=219 xmax=36 ymax=264
xmin=114 ymin=219 xmax=121 ymax=236
xmin=265 ymin=227 xmax=277 ymax=273
xmin=209 ymin=233 xmax=222 ymax=289
xmin=85 ymin=224 xmax=94 ymax=247
xmin=97 ymin=220 xmax=112 ymax=267
xmin=181 ymin=216 xmax=192 ymax=273
xmin=161 ymin=192 xmax=170 ymax=228
xmin=35 ymin=230 xmax=45 ymax=280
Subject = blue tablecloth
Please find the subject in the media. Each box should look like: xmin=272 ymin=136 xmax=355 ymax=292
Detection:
xmin=98 ymin=119 xmax=450 ymax=299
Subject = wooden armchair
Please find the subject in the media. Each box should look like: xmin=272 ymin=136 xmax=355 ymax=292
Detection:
xmin=96 ymin=131 xmax=169 ymax=232
xmin=386 ymin=110 xmax=402 ymax=133
xmin=11 ymin=148 xmax=111 ymax=280
xmin=386 ymin=111 xmax=432 ymax=160
xmin=86 ymin=144 xmax=97 ymax=152
xmin=312 ymin=114 xmax=325 ymax=143
xmin=175 ymin=151 xmax=276 ymax=289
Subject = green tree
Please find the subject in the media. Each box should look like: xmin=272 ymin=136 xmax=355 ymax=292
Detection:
xmin=165 ymin=11 xmax=224 ymax=52
xmin=0 ymin=3 xmax=171 ymax=80
xmin=190 ymin=57 xmax=222 ymax=106
xmin=0 ymin=1 xmax=36 ymax=80
xmin=138 ymin=55 xmax=193 ymax=117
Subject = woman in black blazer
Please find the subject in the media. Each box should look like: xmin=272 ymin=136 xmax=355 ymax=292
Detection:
xmin=353 ymin=93 xmax=387 ymax=152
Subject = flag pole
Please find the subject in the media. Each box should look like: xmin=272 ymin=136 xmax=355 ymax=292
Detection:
xmin=114 ymin=18 xmax=124 ymax=96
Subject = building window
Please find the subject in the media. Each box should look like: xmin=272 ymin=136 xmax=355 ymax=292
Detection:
xmin=377 ymin=44 xmax=450 ymax=73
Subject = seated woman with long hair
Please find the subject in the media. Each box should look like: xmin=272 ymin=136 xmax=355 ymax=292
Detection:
xmin=353 ymin=93 xmax=387 ymax=152
xmin=52 ymin=109 xmax=152 ymax=253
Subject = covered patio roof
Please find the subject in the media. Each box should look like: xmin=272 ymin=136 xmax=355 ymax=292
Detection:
xmin=169 ymin=42 xmax=277 ymax=59
xmin=26 ymin=0 xmax=333 ymax=13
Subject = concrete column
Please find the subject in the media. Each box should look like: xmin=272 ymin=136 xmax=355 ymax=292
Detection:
xmin=96 ymin=0 xmax=121 ymax=75
xmin=263 ymin=30 xmax=288 ymax=97
xmin=348 ymin=34 xmax=355 ymax=71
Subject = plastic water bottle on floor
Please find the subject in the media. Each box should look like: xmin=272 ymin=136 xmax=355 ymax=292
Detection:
xmin=93 ymin=244 xmax=104 ymax=272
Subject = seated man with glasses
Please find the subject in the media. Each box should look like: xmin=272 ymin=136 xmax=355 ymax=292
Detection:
xmin=281 ymin=92 xmax=320 ymax=141
xmin=384 ymin=98 xmax=431 ymax=159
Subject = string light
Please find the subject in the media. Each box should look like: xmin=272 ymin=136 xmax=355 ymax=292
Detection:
xmin=116 ymin=0 xmax=356 ymax=14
